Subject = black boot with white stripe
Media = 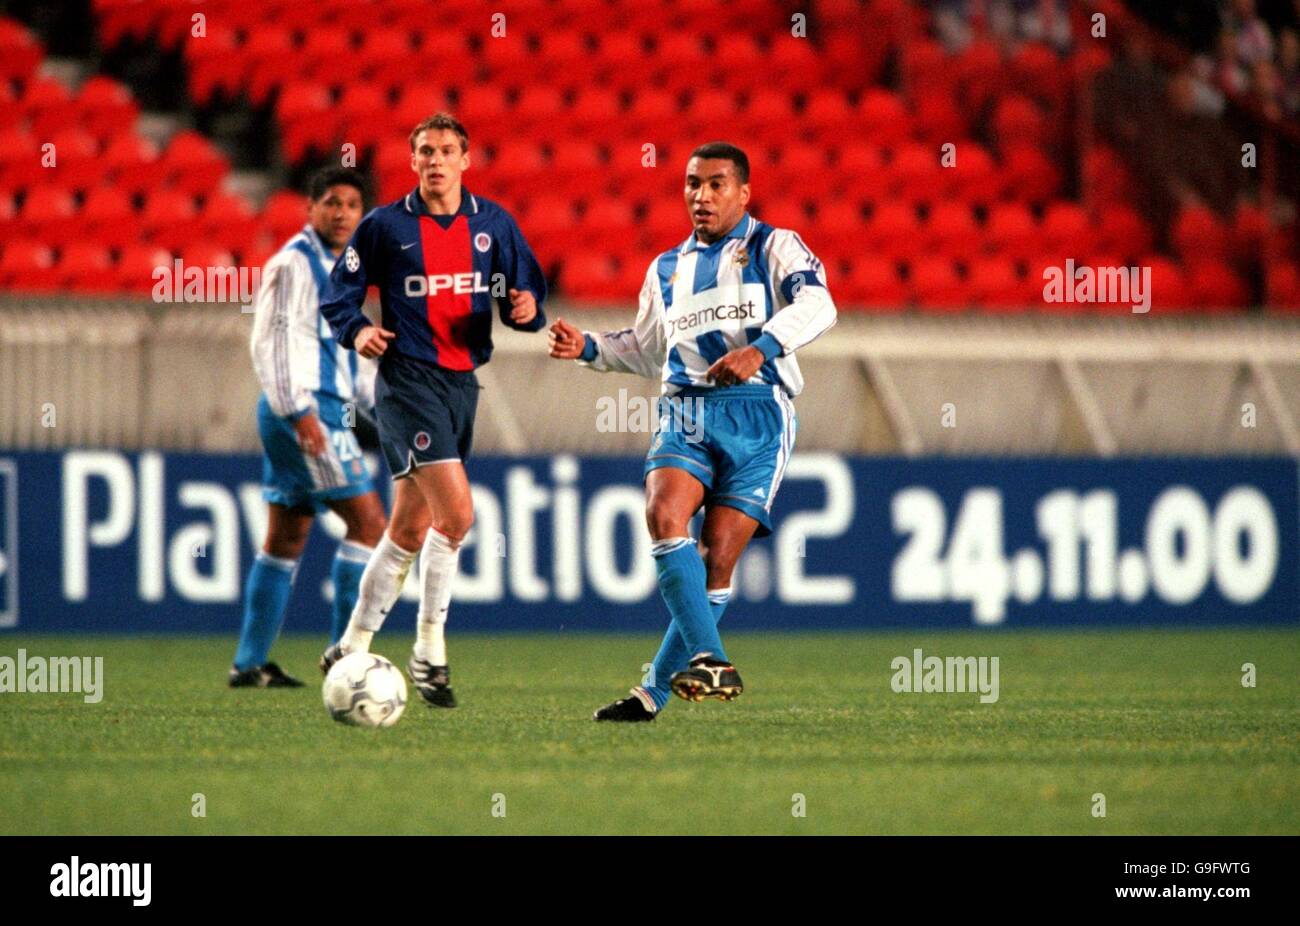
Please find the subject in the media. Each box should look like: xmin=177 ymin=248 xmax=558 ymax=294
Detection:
xmin=670 ymin=655 xmax=743 ymax=702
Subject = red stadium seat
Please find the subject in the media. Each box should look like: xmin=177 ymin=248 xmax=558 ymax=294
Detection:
xmin=967 ymin=258 xmax=1033 ymax=311
xmin=954 ymin=39 xmax=1004 ymax=111
xmin=864 ymin=202 xmax=921 ymax=261
xmin=0 ymin=240 xmax=57 ymax=290
xmin=625 ymin=88 xmax=680 ymax=138
xmin=263 ymin=189 xmax=308 ymax=242
xmin=842 ymin=256 xmax=907 ymax=309
xmin=1230 ymin=202 xmax=1270 ymax=262
xmin=803 ymin=90 xmax=854 ymax=138
xmin=1143 ymin=256 xmax=1191 ymax=312
xmin=833 ymin=142 xmax=888 ymax=202
xmin=857 ymin=89 xmax=911 ymax=148
xmin=45 ymin=127 xmax=101 ymax=192
xmin=58 ymin=241 xmax=117 ymax=292
xmin=0 ymin=18 xmax=43 ymax=80
xmin=0 ymin=127 xmax=41 ymax=192
xmin=908 ymin=256 xmax=966 ymax=310
xmin=682 ymin=88 xmax=736 ymax=136
xmin=184 ymin=24 xmax=242 ymax=106
xmin=160 ymin=130 xmax=229 ymax=196
xmin=888 ymin=143 xmax=943 ymax=206
xmin=1186 ymin=262 xmax=1249 ymax=310
xmin=1094 ymin=205 xmax=1153 ymax=263
xmin=199 ymin=191 xmax=259 ymax=246
xmin=25 ymin=75 xmax=78 ymax=138
xmin=984 ymin=203 xmax=1039 ymax=261
xmin=115 ymin=244 xmax=174 ymax=295
xmin=569 ymin=88 xmax=622 ymax=132
xmin=1010 ymin=43 xmax=1067 ymax=107
xmin=511 ymin=86 xmax=566 ymax=133
xmin=76 ymin=76 xmax=139 ymax=141
xmin=944 ymin=141 xmax=997 ymax=206
xmin=81 ymin=187 xmax=137 ymax=249
xmin=753 ymin=198 xmax=808 ymax=231
xmin=577 ymin=200 xmax=637 ymax=250
xmin=19 ymin=184 xmax=78 ymax=244
xmin=1040 ymin=202 xmax=1092 ymax=260
xmin=992 ymin=95 xmax=1049 ymax=148
xmin=1172 ymin=204 xmax=1229 ymax=262
xmin=739 ymin=88 xmax=796 ymax=137
xmin=911 ymin=92 xmax=966 ymax=147
xmin=104 ymin=133 xmax=162 ymax=198
xmin=140 ymin=188 xmax=199 ymax=251
xmin=1000 ymin=145 xmax=1060 ymax=205
xmin=923 ymin=202 xmax=981 ymax=256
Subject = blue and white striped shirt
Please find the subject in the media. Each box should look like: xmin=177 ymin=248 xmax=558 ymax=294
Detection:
xmin=579 ymin=213 xmax=837 ymax=397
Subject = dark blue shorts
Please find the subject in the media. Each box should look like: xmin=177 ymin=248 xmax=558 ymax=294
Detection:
xmin=374 ymin=352 xmax=479 ymax=478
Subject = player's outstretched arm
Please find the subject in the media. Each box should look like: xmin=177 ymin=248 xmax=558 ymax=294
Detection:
xmin=547 ymin=264 xmax=665 ymax=379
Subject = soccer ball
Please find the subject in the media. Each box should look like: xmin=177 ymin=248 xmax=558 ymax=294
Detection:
xmin=322 ymin=652 xmax=407 ymax=727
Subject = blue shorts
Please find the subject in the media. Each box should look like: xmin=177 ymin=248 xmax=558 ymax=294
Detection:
xmin=257 ymin=395 xmax=375 ymax=513
xmin=643 ymin=384 xmax=797 ymax=537
xmin=374 ymin=352 xmax=480 ymax=478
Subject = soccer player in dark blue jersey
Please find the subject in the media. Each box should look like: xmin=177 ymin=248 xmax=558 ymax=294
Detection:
xmin=319 ymin=112 xmax=547 ymax=707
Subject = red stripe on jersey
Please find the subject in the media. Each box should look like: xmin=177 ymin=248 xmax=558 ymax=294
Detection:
xmin=417 ymin=214 xmax=474 ymax=371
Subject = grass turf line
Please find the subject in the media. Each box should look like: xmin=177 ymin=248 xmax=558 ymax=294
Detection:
xmin=0 ymin=630 xmax=1296 ymax=835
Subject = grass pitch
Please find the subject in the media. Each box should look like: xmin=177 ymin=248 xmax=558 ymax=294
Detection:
xmin=0 ymin=630 xmax=1296 ymax=835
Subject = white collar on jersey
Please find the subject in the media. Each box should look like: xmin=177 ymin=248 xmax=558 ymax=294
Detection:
xmin=404 ymin=188 xmax=480 ymax=216
xmin=299 ymin=223 xmax=333 ymax=263
xmin=678 ymin=213 xmax=755 ymax=255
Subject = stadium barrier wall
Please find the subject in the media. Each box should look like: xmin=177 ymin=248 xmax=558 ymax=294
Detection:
xmin=4 ymin=301 xmax=1300 ymax=455
xmin=1 ymin=449 xmax=1295 ymax=634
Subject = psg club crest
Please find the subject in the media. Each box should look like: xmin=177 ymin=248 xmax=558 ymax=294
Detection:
xmin=474 ymin=232 xmax=492 ymax=253
xmin=413 ymin=431 xmax=431 ymax=451
xmin=344 ymin=246 xmax=360 ymax=273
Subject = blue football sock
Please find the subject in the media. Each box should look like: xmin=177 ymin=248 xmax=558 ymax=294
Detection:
xmin=330 ymin=541 xmax=372 ymax=644
xmin=641 ymin=571 xmax=733 ymax=711
xmin=233 ymin=552 xmax=297 ymax=671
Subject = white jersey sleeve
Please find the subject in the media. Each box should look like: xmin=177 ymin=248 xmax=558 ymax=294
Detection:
xmin=576 ymin=262 xmax=666 ymax=380
xmin=249 ymin=249 xmax=321 ymax=418
xmin=759 ymin=229 xmax=838 ymax=354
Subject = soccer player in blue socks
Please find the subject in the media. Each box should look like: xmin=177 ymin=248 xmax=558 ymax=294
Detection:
xmin=231 ymin=168 xmax=388 ymax=688
xmin=548 ymin=142 xmax=837 ymax=721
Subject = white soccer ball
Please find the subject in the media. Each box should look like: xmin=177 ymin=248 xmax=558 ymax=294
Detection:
xmin=322 ymin=652 xmax=407 ymax=728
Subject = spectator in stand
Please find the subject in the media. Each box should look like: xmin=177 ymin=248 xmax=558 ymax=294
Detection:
xmin=927 ymin=0 xmax=1071 ymax=52
xmin=1211 ymin=27 xmax=1252 ymax=94
xmin=1278 ymin=28 xmax=1300 ymax=113
xmin=1223 ymin=0 xmax=1275 ymax=68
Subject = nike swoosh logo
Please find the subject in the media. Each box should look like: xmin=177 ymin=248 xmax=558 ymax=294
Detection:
xmin=401 ymin=242 xmax=417 ymax=250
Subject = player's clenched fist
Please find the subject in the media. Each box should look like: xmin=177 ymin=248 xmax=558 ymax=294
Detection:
xmin=355 ymin=325 xmax=395 ymax=358
xmin=547 ymin=317 xmax=586 ymax=359
xmin=706 ymin=345 xmax=764 ymax=386
xmin=509 ymin=288 xmax=537 ymax=325
xmin=292 ymin=412 xmax=328 ymax=456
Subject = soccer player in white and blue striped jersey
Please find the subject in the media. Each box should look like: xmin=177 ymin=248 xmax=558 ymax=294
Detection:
xmin=231 ymin=169 xmax=387 ymax=688
xmin=549 ymin=142 xmax=837 ymax=720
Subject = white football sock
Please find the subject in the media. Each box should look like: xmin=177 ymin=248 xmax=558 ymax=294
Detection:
xmin=414 ymin=527 xmax=459 ymax=665
xmin=340 ymin=533 xmax=419 ymax=653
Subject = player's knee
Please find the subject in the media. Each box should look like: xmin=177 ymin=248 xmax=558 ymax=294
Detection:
xmin=350 ymin=511 xmax=387 ymax=548
xmin=645 ymin=502 xmax=686 ymax=541
xmin=264 ymin=530 xmax=308 ymax=560
xmin=431 ymin=507 xmax=473 ymax=546
xmin=386 ymin=522 xmax=428 ymax=553
xmin=702 ymin=549 xmax=738 ymax=588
